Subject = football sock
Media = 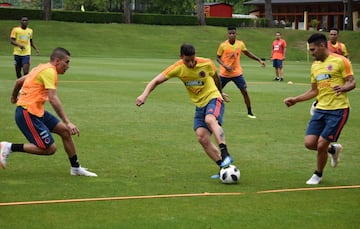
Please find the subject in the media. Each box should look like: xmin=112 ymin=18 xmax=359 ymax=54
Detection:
xmin=328 ymin=145 xmax=335 ymax=155
xmin=219 ymin=143 xmax=229 ymax=159
xmin=216 ymin=160 xmax=222 ymax=166
xmin=69 ymin=155 xmax=80 ymax=168
xmin=247 ymin=107 xmax=253 ymax=115
xmin=11 ymin=144 xmax=24 ymax=152
xmin=314 ymin=170 xmax=322 ymax=177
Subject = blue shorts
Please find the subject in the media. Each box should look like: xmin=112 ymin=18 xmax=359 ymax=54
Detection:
xmin=220 ymin=75 xmax=247 ymax=90
xmin=306 ymin=108 xmax=349 ymax=142
xmin=14 ymin=55 xmax=30 ymax=67
xmin=15 ymin=106 xmax=59 ymax=149
xmin=193 ymin=98 xmax=224 ymax=131
xmin=272 ymin=59 xmax=283 ymax=68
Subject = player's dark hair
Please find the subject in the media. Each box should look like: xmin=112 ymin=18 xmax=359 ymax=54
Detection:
xmin=50 ymin=47 xmax=71 ymax=61
xmin=307 ymin=33 xmax=327 ymax=46
xmin=180 ymin=44 xmax=195 ymax=56
xmin=329 ymin=27 xmax=339 ymax=33
xmin=228 ymin=26 xmax=236 ymax=31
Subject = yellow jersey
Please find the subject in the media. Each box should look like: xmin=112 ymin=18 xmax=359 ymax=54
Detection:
xmin=311 ymin=53 xmax=353 ymax=110
xmin=10 ymin=26 xmax=33 ymax=56
xmin=162 ymin=57 xmax=222 ymax=108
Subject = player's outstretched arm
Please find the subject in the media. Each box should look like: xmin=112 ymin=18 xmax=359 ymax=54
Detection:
xmin=136 ymin=73 xmax=168 ymax=107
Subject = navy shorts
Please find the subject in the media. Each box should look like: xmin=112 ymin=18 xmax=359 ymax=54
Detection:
xmin=306 ymin=108 xmax=349 ymax=142
xmin=14 ymin=55 xmax=30 ymax=67
xmin=15 ymin=106 xmax=59 ymax=149
xmin=220 ymin=75 xmax=247 ymax=90
xmin=193 ymin=98 xmax=224 ymax=131
xmin=272 ymin=59 xmax=283 ymax=68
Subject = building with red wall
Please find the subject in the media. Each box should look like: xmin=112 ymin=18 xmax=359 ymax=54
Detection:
xmin=204 ymin=3 xmax=232 ymax=18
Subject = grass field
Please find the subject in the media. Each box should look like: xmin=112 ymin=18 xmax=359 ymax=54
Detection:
xmin=0 ymin=22 xmax=359 ymax=228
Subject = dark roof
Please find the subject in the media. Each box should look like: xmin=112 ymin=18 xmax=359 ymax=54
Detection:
xmin=244 ymin=0 xmax=358 ymax=4
xmin=204 ymin=2 xmax=232 ymax=6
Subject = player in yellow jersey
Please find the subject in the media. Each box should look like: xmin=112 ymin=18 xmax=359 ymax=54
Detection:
xmin=0 ymin=47 xmax=97 ymax=177
xmin=216 ymin=26 xmax=265 ymax=119
xmin=10 ymin=16 xmax=40 ymax=78
xmin=284 ymin=33 xmax=356 ymax=185
xmin=136 ymin=44 xmax=234 ymax=179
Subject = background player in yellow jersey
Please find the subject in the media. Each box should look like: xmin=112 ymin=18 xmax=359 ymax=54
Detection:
xmin=10 ymin=16 xmax=40 ymax=78
xmin=216 ymin=26 xmax=265 ymax=119
xmin=0 ymin=47 xmax=97 ymax=177
xmin=284 ymin=33 xmax=355 ymax=185
xmin=136 ymin=44 xmax=234 ymax=179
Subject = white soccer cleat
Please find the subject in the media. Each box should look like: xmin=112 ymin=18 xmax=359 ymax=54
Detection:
xmin=0 ymin=142 xmax=12 ymax=169
xmin=306 ymin=174 xmax=322 ymax=185
xmin=70 ymin=167 xmax=97 ymax=177
xmin=330 ymin=143 xmax=343 ymax=168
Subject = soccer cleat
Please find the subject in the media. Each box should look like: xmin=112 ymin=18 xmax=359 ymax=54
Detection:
xmin=70 ymin=167 xmax=97 ymax=177
xmin=279 ymin=78 xmax=284 ymax=81
xmin=211 ymin=173 xmax=220 ymax=179
xmin=273 ymin=77 xmax=279 ymax=81
xmin=0 ymin=142 xmax=11 ymax=169
xmin=330 ymin=143 xmax=343 ymax=168
xmin=220 ymin=156 xmax=233 ymax=168
xmin=306 ymin=174 xmax=322 ymax=185
xmin=247 ymin=113 xmax=256 ymax=119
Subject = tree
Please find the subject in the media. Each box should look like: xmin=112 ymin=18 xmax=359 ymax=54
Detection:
xmin=264 ymin=0 xmax=273 ymax=27
xmin=123 ymin=0 xmax=131 ymax=23
xmin=196 ymin=0 xmax=206 ymax=25
xmin=43 ymin=0 xmax=51 ymax=20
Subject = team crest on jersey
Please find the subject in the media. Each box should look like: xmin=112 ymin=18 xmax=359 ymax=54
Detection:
xmin=199 ymin=71 xmax=206 ymax=77
xmin=327 ymin=65 xmax=333 ymax=71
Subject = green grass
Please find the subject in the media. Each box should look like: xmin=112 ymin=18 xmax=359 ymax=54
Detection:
xmin=0 ymin=22 xmax=360 ymax=228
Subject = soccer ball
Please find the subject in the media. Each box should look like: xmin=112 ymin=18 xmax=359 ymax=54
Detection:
xmin=220 ymin=165 xmax=240 ymax=184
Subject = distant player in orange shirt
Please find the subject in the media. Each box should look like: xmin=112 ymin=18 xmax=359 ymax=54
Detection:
xmin=0 ymin=47 xmax=97 ymax=177
xmin=328 ymin=28 xmax=348 ymax=58
xmin=217 ymin=26 xmax=265 ymax=119
xmin=271 ymin=32 xmax=286 ymax=81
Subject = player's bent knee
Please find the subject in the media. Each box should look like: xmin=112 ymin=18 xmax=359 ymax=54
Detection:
xmin=44 ymin=144 xmax=57 ymax=155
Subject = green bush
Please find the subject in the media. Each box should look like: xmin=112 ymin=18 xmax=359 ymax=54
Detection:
xmin=0 ymin=7 xmax=264 ymax=27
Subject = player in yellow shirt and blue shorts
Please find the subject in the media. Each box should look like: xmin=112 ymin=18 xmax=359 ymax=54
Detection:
xmin=284 ymin=33 xmax=356 ymax=185
xmin=10 ymin=16 xmax=40 ymax=78
xmin=136 ymin=44 xmax=234 ymax=179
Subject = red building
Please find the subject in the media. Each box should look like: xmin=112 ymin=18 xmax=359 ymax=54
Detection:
xmin=204 ymin=3 xmax=232 ymax=18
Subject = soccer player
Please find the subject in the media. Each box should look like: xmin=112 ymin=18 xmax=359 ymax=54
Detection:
xmin=136 ymin=44 xmax=233 ymax=179
xmin=0 ymin=47 xmax=97 ymax=177
xmin=284 ymin=33 xmax=355 ymax=185
xmin=10 ymin=16 xmax=40 ymax=79
xmin=216 ymin=26 xmax=265 ymax=119
xmin=328 ymin=28 xmax=349 ymax=58
xmin=271 ymin=32 xmax=287 ymax=81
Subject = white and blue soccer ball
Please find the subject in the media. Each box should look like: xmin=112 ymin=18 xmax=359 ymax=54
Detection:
xmin=220 ymin=165 xmax=240 ymax=184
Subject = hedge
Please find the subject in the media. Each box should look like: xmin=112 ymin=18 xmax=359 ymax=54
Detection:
xmin=0 ymin=7 xmax=267 ymax=27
